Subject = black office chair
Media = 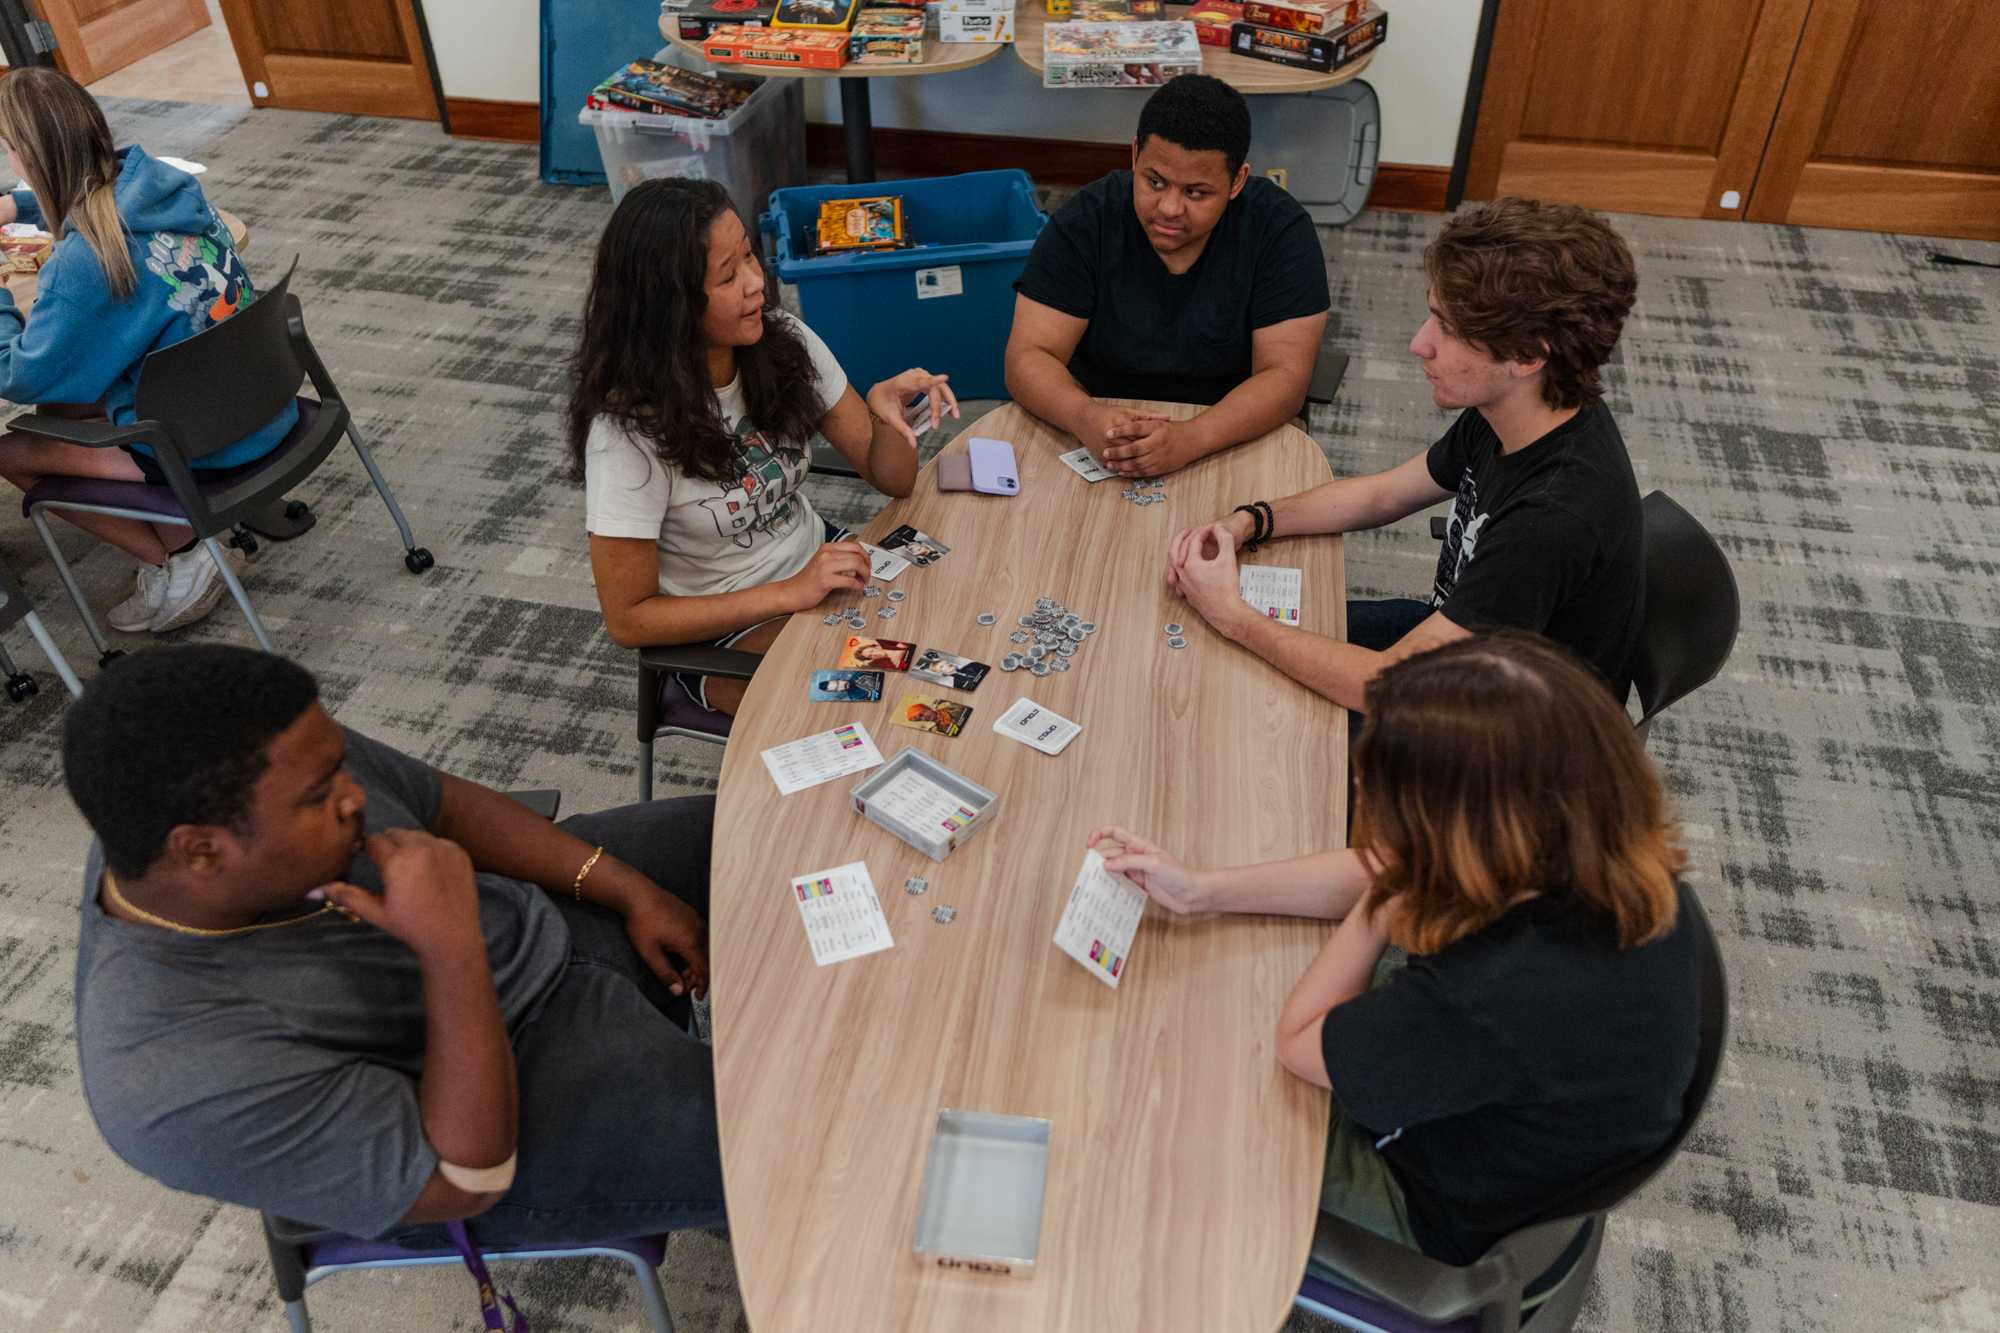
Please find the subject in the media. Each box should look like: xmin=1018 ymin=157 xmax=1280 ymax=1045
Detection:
xmin=1295 ymin=887 xmax=1731 ymax=1333
xmin=1631 ymin=490 xmax=1739 ymax=741
xmin=13 ymin=260 xmax=431 ymax=660
xmin=1424 ymin=490 xmax=1739 ymax=742
xmin=0 ymin=553 xmax=82 ymax=700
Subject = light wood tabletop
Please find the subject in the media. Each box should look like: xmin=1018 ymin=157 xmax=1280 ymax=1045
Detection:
xmin=660 ymin=13 xmax=1010 ymax=79
xmin=1013 ymin=6 xmax=1375 ymax=93
xmin=5 ymin=208 xmax=249 ymax=313
xmin=710 ymin=399 xmax=1346 ymax=1332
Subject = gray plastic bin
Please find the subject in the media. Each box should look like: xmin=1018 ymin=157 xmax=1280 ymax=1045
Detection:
xmin=1246 ymin=79 xmax=1382 ymax=227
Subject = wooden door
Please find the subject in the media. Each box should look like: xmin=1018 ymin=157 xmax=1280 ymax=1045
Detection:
xmin=37 ymin=0 xmax=209 ymax=85
xmin=1464 ymin=0 xmax=1813 ymax=221
xmin=213 ymin=0 xmax=438 ymax=120
xmin=1748 ymin=0 xmax=2000 ymax=241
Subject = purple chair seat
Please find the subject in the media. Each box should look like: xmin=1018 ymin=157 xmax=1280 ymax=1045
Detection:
xmin=655 ymin=672 xmax=734 ymax=741
xmin=306 ymin=1231 xmax=668 ymax=1271
xmin=19 ymin=397 xmax=320 ymax=519
xmin=1298 ymin=1273 xmax=1480 ymax=1331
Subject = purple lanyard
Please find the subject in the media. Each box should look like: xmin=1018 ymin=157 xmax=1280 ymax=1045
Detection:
xmin=447 ymin=1220 xmax=528 ymax=1333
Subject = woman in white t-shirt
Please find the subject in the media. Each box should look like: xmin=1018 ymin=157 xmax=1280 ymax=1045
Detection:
xmin=569 ymin=179 xmax=957 ymax=714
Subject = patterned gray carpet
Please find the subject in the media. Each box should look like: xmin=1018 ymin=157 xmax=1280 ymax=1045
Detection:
xmin=0 ymin=100 xmax=1995 ymax=1332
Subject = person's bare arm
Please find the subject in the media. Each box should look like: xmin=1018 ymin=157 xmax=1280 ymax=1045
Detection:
xmin=817 ymin=367 xmax=960 ymax=499
xmin=1091 ymin=829 xmax=1376 ymax=920
xmin=1100 ymin=312 xmax=1328 ymax=477
xmin=1275 ymin=894 xmax=1394 ymax=1089
xmin=1004 ymin=294 xmax=1128 ymax=452
xmin=588 ymin=533 xmax=862 ymax=648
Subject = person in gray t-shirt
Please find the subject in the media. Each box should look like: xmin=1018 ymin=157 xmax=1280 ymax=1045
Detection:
xmin=66 ymin=645 xmax=725 ymax=1244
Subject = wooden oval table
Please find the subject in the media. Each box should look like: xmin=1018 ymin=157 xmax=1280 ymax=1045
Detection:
xmin=1013 ymin=6 xmax=1376 ymax=93
xmin=710 ymin=400 xmax=1347 ymax=1332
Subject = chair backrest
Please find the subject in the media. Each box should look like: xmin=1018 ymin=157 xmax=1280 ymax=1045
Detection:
xmin=1631 ymin=491 xmax=1739 ymax=728
xmin=134 ymin=259 xmax=305 ymax=462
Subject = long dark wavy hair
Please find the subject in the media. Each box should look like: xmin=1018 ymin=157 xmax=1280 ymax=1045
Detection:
xmin=566 ymin=178 xmax=823 ymax=487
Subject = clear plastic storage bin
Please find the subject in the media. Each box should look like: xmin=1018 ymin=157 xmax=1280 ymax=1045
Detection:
xmin=578 ymin=73 xmax=806 ymax=219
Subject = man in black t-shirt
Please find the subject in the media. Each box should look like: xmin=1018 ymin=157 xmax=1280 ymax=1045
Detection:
xmin=1166 ymin=198 xmax=1645 ymax=708
xmin=1005 ymin=74 xmax=1330 ymax=479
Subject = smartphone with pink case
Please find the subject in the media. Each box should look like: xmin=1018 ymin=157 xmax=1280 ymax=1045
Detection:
xmin=967 ymin=437 xmax=1020 ymax=497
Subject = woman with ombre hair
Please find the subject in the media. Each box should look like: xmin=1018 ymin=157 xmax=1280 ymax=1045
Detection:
xmin=1087 ymin=630 xmax=1701 ymax=1268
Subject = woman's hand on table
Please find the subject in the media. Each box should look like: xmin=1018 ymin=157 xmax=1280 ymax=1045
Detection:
xmin=1089 ymin=826 xmax=1212 ymax=914
xmin=867 ymin=368 xmax=959 ymax=450
xmin=782 ymin=540 xmax=870 ymax=611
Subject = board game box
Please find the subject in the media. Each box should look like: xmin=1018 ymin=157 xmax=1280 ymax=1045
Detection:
xmin=936 ymin=2 xmax=1015 ymax=42
xmin=815 ymin=195 xmax=908 ymax=251
xmin=1239 ymin=0 xmax=1366 ymax=34
xmin=673 ymin=0 xmax=775 ymax=40
xmin=1229 ymin=4 xmax=1384 ymax=71
xmin=848 ymin=7 xmax=925 ymax=62
xmin=1186 ymin=0 xmax=1242 ymax=45
xmin=584 ymin=59 xmax=757 ymax=118
xmin=1041 ymin=19 xmax=1201 ymax=87
xmin=706 ymin=23 xmax=851 ymax=67
xmin=771 ymin=0 xmax=861 ymax=29
xmin=1068 ymin=0 xmax=1164 ymax=20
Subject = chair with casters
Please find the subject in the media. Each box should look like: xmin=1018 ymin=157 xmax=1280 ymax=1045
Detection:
xmin=13 ymin=260 xmax=432 ymax=661
xmin=634 ymin=643 xmax=759 ymax=799
xmin=1294 ymin=887 xmax=1730 ymax=1333
xmin=1631 ymin=490 xmax=1738 ymax=742
xmin=260 ymin=1213 xmax=677 ymax=1333
xmin=0 ymin=554 xmax=83 ymax=701
xmin=1424 ymin=491 xmax=1739 ymax=743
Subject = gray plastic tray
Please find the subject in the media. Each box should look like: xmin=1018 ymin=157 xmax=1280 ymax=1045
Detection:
xmin=851 ymin=747 xmax=999 ymax=861
xmin=912 ymin=1109 xmax=1051 ymax=1276
xmin=1246 ymin=79 xmax=1381 ymax=227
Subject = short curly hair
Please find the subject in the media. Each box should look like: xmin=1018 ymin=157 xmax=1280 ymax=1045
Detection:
xmin=1423 ymin=198 xmax=1637 ymax=410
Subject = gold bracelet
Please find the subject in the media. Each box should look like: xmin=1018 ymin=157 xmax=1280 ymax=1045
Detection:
xmin=572 ymin=845 xmax=605 ymax=902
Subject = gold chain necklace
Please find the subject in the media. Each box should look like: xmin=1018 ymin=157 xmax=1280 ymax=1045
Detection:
xmin=101 ymin=868 xmax=348 ymax=938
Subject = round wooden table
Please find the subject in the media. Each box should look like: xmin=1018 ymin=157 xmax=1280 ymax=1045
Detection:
xmin=1013 ymin=6 xmax=1375 ymax=92
xmin=710 ymin=400 xmax=1347 ymax=1332
xmin=661 ymin=14 xmax=1009 ymax=182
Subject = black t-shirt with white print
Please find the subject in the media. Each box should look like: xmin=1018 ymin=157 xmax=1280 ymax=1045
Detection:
xmin=1423 ymin=402 xmax=1643 ymax=700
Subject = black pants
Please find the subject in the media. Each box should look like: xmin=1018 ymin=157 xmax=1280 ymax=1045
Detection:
xmin=1344 ymin=597 xmax=1434 ymax=742
xmin=389 ymin=796 xmax=728 ymax=1248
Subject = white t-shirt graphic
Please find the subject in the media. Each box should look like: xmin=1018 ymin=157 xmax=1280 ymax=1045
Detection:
xmin=584 ymin=313 xmax=849 ymax=598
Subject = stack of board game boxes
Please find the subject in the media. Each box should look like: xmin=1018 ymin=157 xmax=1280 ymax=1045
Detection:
xmin=1226 ymin=0 xmax=1386 ymax=73
xmin=585 ymin=58 xmax=758 ymax=118
xmin=694 ymin=0 xmax=968 ymax=66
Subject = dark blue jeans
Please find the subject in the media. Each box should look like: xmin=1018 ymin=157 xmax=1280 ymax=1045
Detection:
xmin=389 ymin=796 xmax=726 ymax=1249
xmin=1344 ymin=598 xmax=1433 ymax=741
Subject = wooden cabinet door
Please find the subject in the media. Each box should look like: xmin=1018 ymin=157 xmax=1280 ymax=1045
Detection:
xmin=213 ymin=0 xmax=438 ymax=120
xmin=39 ymin=0 xmax=208 ymax=85
xmin=1465 ymin=0 xmax=1813 ymax=220
xmin=1747 ymin=0 xmax=2000 ymax=241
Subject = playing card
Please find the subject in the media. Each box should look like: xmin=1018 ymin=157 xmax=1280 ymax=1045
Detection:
xmin=837 ymin=636 xmax=915 ymax=671
xmin=1059 ymin=447 xmax=1113 ymax=483
xmin=992 ymin=697 xmax=1082 ymax=755
xmin=861 ymin=542 xmax=911 ymax=582
xmin=908 ymin=648 xmax=991 ymax=692
xmin=1239 ymin=565 xmax=1303 ymax=624
xmin=810 ymin=669 xmax=885 ymax=701
xmin=879 ymin=523 xmax=952 ymax=566
xmin=1053 ymin=849 xmax=1146 ymax=989
xmin=892 ymin=692 xmax=972 ymax=737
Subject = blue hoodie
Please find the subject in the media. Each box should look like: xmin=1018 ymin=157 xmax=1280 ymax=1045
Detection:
xmin=0 ymin=144 xmax=296 ymax=469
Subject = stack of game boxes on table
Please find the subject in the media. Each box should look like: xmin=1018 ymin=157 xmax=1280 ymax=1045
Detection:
xmin=1040 ymin=0 xmax=1200 ymax=88
xmin=694 ymin=0 xmax=945 ymax=67
xmin=1226 ymin=0 xmax=1386 ymax=73
xmin=585 ymin=57 xmax=758 ymax=118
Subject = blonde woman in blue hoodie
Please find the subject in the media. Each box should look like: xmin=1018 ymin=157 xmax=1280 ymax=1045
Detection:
xmin=0 ymin=68 xmax=296 ymax=633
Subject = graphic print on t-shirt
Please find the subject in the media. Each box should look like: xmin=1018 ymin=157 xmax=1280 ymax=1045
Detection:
xmin=695 ymin=421 xmax=808 ymax=548
xmin=1430 ymin=471 xmax=1490 ymax=607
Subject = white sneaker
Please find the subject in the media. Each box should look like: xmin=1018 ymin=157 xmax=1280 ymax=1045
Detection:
xmin=150 ymin=545 xmax=244 ymax=634
xmin=106 ymin=562 xmax=169 ymax=632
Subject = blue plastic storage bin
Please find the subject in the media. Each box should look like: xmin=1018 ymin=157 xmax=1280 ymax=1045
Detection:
xmin=760 ymin=171 xmax=1048 ymax=403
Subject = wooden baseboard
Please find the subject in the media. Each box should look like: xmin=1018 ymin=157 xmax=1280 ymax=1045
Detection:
xmin=445 ymin=97 xmax=538 ymax=143
xmin=804 ymin=124 xmax=1450 ymax=212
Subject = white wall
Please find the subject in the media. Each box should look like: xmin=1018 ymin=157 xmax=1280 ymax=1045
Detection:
xmin=428 ymin=0 xmax=1477 ymax=166
xmin=425 ymin=0 xmax=540 ymax=103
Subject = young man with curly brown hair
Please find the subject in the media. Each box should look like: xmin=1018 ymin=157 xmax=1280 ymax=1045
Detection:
xmin=1163 ymin=197 xmax=1644 ymax=712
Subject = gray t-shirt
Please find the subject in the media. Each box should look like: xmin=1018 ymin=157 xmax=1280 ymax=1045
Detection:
xmin=73 ymin=728 xmax=571 ymax=1238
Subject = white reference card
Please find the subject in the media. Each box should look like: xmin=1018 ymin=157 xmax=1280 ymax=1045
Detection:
xmin=993 ymin=697 xmax=1082 ymax=755
xmin=1053 ymin=849 xmax=1147 ymax=989
xmin=861 ymin=542 xmax=911 ymax=581
xmin=1058 ymin=447 xmax=1114 ymax=483
xmin=866 ymin=767 xmax=982 ymax=838
xmin=761 ymin=721 xmax=884 ymax=796
xmin=790 ymin=860 xmax=894 ymax=966
xmin=1239 ymin=565 xmax=1303 ymax=624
